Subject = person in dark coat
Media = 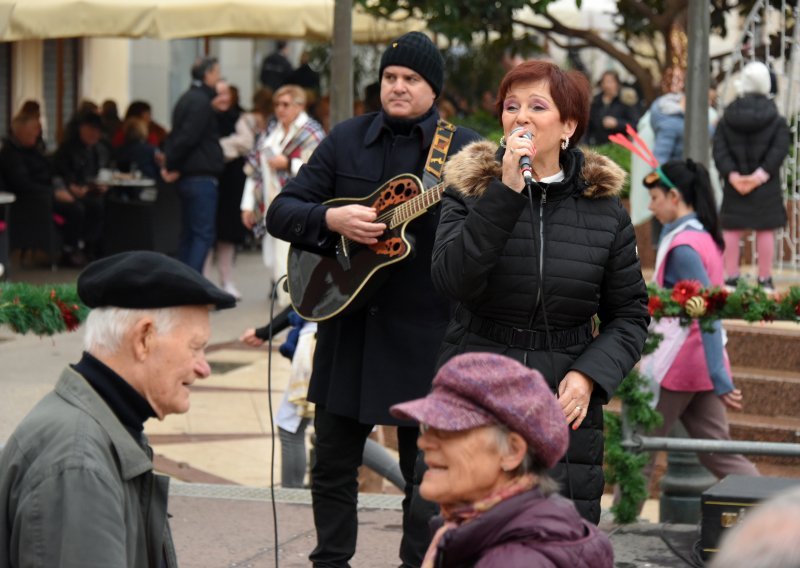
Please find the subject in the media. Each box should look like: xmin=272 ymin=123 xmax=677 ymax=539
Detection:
xmin=114 ymin=117 xmax=159 ymax=180
xmin=205 ymin=81 xmax=247 ymax=299
xmin=431 ymin=60 xmax=649 ymax=524
xmin=585 ymin=70 xmax=638 ymax=146
xmin=52 ymin=110 xmax=109 ymax=260
xmin=391 ymin=352 xmax=614 ymax=568
xmin=266 ymin=31 xmax=481 ymax=568
xmin=712 ymin=61 xmax=790 ymax=292
xmin=260 ymin=41 xmax=293 ymax=91
xmin=163 ymin=56 xmax=225 ymax=273
xmin=285 ymin=50 xmax=321 ymax=95
xmin=1 ymin=113 xmax=93 ymax=266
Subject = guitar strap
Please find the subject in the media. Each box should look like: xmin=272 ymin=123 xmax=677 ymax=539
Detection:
xmin=422 ymin=119 xmax=457 ymax=189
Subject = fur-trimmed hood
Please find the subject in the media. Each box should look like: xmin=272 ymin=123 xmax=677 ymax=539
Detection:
xmin=443 ymin=140 xmax=626 ymax=200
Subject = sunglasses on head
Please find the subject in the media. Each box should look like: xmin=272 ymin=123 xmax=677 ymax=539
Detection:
xmin=645 ymin=168 xmax=676 ymax=190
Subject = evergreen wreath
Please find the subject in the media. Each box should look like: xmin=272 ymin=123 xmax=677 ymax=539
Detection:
xmin=0 ymin=283 xmax=88 ymax=336
xmin=606 ymin=280 xmax=800 ymax=523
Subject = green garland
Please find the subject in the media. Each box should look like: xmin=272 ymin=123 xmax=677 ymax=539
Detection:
xmin=647 ymin=280 xmax=800 ymax=330
xmin=0 ymin=283 xmax=89 ymax=336
xmin=606 ymin=281 xmax=800 ymax=524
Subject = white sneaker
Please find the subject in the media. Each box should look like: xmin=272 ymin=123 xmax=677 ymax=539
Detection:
xmin=222 ymin=282 xmax=242 ymax=300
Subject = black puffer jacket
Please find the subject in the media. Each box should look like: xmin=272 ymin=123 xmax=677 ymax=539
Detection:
xmin=432 ymin=142 xmax=649 ymax=523
xmin=713 ymin=94 xmax=790 ymax=230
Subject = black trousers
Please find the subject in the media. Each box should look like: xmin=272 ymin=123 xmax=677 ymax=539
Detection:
xmin=309 ymin=406 xmax=434 ymax=568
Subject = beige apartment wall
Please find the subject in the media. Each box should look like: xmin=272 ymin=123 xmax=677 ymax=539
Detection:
xmin=81 ymin=38 xmax=130 ymax=112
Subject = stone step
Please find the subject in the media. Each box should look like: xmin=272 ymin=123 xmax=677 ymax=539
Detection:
xmin=727 ymin=412 xmax=800 ymax=466
xmin=725 ymin=320 xmax=800 ymax=373
xmin=731 ymin=366 xmax=800 ymax=418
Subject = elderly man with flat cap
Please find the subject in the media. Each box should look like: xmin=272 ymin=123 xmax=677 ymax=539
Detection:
xmin=267 ymin=32 xmax=481 ymax=567
xmin=0 ymin=251 xmax=235 ymax=568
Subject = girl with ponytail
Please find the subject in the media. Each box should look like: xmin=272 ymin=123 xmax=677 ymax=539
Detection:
xmin=640 ymin=158 xmax=759 ymax=486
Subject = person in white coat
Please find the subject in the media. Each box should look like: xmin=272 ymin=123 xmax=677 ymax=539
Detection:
xmin=240 ymin=85 xmax=325 ymax=304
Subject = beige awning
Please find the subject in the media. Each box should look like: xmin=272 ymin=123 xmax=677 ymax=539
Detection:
xmin=0 ymin=0 xmax=423 ymax=43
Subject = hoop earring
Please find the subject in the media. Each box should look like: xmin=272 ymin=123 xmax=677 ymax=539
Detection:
xmin=561 ymin=138 xmax=569 ymax=151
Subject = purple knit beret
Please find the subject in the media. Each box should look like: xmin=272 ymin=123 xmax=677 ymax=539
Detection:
xmin=391 ymin=352 xmax=569 ymax=469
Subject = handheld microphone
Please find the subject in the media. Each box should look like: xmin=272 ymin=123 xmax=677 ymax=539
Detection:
xmin=510 ymin=127 xmax=534 ymax=184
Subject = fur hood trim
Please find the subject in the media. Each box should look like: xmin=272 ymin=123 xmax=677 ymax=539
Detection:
xmin=443 ymin=140 xmax=626 ymax=199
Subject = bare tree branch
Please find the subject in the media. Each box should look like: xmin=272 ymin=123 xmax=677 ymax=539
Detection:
xmin=538 ymin=32 xmax=589 ymax=50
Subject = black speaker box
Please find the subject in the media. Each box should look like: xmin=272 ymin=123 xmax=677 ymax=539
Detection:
xmin=701 ymin=475 xmax=800 ymax=560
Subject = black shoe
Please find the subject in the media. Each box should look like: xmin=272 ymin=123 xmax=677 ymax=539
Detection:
xmin=757 ymin=276 xmax=775 ymax=293
xmin=724 ymin=276 xmax=740 ymax=292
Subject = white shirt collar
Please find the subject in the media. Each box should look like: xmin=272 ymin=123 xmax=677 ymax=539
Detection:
xmin=538 ymin=169 xmax=565 ymax=183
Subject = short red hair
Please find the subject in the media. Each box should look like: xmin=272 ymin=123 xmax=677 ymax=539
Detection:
xmin=495 ymin=60 xmax=591 ymax=147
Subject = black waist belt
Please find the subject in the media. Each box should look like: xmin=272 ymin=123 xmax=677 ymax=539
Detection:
xmin=457 ymin=308 xmax=593 ymax=351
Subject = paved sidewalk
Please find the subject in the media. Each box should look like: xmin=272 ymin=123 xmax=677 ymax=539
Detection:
xmin=168 ymin=483 xmax=701 ymax=568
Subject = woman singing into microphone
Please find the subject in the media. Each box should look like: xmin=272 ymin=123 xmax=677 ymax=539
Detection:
xmin=430 ymin=60 xmax=650 ymax=523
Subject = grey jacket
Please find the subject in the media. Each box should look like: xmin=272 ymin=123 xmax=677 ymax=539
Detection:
xmin=0 ymin=368 xmax=177 ymax=568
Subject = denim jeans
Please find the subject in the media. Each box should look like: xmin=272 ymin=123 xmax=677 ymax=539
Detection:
xmin=176 ymin=176 xmax=218 ymax=273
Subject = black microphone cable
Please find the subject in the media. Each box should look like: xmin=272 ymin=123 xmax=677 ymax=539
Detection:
xmin=266 ymin=273 xmax=287 ymax=568
xmin=524 ymin=172 xmax=574 ymax=504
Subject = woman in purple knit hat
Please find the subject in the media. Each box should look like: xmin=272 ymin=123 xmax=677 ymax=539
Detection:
xmin=391 ymin=352 xmax=613 ymax=568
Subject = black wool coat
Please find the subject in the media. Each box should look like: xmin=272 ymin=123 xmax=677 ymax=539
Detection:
xmin=586 ymin=93 xmax=639 ymax=146
xmin=267 ymin=109 xmax=481 ymax=425
xmin=0 ymin=137 xmax=55 ymax=197
xmin=432 ymin=142 xmax=649 ymax=523
xmin=713 ymin=94 xmax=790 ymax=230
xmin=164 ymin=83 xmax=224 ymax=177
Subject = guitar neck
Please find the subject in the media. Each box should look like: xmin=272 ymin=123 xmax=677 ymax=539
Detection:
xmin=389 ymin=182 xmax=445 ymax=229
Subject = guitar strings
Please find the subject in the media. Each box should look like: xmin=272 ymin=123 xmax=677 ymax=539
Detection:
xmin=339 ymin=182 xmax=445 ymax=250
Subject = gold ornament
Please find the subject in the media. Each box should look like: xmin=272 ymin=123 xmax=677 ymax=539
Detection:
xmin=685 ymin=295 xmax=707 ymax=318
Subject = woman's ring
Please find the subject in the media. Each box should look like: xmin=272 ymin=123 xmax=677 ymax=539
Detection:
xmin=575 ymin=405 xmax=582 ymax=412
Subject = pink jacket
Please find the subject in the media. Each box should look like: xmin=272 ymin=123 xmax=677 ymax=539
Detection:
xmin=655 ymin=230 xmax=728 ymax=391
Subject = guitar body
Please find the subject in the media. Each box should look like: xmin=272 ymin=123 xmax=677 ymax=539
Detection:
xmin=287 ymin=174 xmax=426 ymax=321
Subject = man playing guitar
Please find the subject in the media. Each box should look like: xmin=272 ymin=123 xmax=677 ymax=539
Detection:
xmin=266 ymin=32 xmax=481 ymax=568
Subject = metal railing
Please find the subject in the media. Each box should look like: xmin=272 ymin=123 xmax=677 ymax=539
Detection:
xmin=620 ymin=405 xmax=800 ymax=458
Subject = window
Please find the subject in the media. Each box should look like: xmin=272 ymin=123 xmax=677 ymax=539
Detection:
xmin=43 ymin=39 xmax=79 ymax=148
xmin=0 ymin=43 xmax=10 ymax=139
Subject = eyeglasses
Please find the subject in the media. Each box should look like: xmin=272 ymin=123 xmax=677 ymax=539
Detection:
xmin=420 ymin=423 xmax=462 ymax=440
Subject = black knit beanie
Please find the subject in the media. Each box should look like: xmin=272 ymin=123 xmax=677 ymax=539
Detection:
xmin=379 ymin=31 xmax=444 ymax=97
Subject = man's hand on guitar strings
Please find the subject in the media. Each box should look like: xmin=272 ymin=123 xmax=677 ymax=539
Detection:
xmin=325 ymin=205 xmax=387 ymax=244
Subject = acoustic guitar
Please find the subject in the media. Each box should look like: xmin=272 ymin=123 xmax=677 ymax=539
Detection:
xmin=287 ymin=173 xmax=445 ymax=321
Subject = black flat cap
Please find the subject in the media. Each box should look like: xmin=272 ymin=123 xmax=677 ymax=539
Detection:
xmin=77 ymin=251 xmax=237 ymax=310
